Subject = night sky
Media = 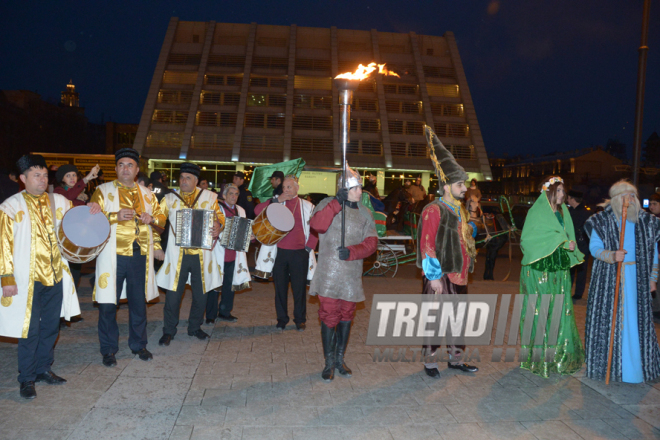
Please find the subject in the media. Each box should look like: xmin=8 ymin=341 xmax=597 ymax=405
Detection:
xmin=2 ymin=0 xmax=659 ymax=159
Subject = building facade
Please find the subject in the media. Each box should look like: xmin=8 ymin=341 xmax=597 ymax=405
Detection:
xmin=134 ymin=18 xmax=491 ymax=195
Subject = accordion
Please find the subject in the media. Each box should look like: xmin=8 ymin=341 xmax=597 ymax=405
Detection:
xmin=220 ymin=216 xmax=253 ymax=253
xmin=175 ymin=209 xmax=215 ymax=250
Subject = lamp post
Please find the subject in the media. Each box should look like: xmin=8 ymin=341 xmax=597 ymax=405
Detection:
xmin=632 ymin=0 xmax=652 ymax=186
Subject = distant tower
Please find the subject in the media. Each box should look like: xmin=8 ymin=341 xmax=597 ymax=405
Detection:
xmin=61 ymin=79 xmax=80 ymax=107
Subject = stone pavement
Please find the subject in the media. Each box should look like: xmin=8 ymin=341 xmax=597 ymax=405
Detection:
xmin=1 ymin=259 xmax=660 ymax=440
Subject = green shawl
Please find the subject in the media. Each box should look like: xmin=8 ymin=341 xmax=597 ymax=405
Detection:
xmin=520 ymin=192 xmax=584 ymax=267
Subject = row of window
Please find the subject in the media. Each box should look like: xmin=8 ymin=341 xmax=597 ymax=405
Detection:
xmin=163 ymin=72 xmax=460 ymax=98
xmin=159 ymin=89 xmax=464 ymax=119
xmin=167 ymin=54 xmax=452 ymax=79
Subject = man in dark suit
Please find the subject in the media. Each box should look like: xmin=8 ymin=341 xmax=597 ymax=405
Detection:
xmin=567 ymin=190 xmax=591 ymax=300
xmin=232 ymin=172 xmax=255 ymax=219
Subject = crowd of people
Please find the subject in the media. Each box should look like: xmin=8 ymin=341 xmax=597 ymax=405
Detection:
xmin=1 ymin=138 xmax=660 ymax=401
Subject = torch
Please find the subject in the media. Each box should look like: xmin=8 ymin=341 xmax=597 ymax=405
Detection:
xmin=334 ymin=63 xmax=399 ymax=248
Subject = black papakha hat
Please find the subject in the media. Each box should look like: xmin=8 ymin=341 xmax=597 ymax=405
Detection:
xmin=568 ymin=190 xmax=583 ymax=199
xmin=150 ymin=171 xmax=163 ymax=181
xmin=56 ymin=164 xmax=79 ymax=183
xmin=179 ymin=162 xmax=201 ymax=178
xmin=16 ymin=154 xmax=48 ymax=174
xmin=115 ymin=148 xmax=140 ymax=164
xmin=269 ymin=171 xmax=284 ymax=180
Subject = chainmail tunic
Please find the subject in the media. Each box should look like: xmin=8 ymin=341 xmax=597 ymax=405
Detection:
xmin=309 ymin=197 xmax=377 ymax=302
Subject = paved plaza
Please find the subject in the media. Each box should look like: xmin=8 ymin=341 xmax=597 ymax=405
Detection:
xmin=1 ymin=255 xmax=660 ymax=440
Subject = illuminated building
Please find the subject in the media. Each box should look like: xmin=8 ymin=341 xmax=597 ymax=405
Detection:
xmin=134 ymin=18 xmax=492 ymax=194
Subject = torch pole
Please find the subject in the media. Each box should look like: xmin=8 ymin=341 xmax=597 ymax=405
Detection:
xmin=335 ymin=79 xmax=359 ymax=248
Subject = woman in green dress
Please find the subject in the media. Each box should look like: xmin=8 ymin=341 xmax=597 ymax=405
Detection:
xmin=519 ymin=176 xmax=585 ymax=377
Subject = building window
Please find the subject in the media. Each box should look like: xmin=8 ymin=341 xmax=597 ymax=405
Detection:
xmin=152 ymin=110 xmax=188 ymax=125
xmin=158 ymin=90 xmax=193 ymax=105
xmin=426 ymin=84 xmax=460 ymax=98
xmin=430 ymin=103 xmax=464 ymax=117
xmin=386 ymin=101 xmax=422 ymax=114
xmin=434 ymin=123 xmax=469 ymax=137
xmin=348 ymin=140 xmax=382 ymax=156
xmin=423 ymin=66 xmax=455 ymax=79
xmin=296 ymin=58 xmax=331 ymax=74
xmin=291 ymin=138 xmax=333 ymax=154
xmin=383 ymin=84 xmax=419 ymax=95
xmin=191 ymin=133 xmax=234 ymax=149
xmin=192 ymin=34 xmax=200 ymax=43
xmin=354 ymin=98 xmax=377 ymax=112
xmin=163 ymin=71 xmax=197 ymax=85
xmin=247 ymin=93 xmax=286 ymax=107
xmin=168 ymin=54 xmax=202 ymax=66
xmin=241 ymin=135 xmax=284 ymax=151
xmin=195 ymin=112 xmax=238 ymax=127
xmin=204 ymin=74 xmax=243 ymax=86
xmin=292 ymin=115 xmax=333 ymax=131
xmin=252 ymin=57 xmax=288 ymax=70
xmin=294 ymin=95 xmax=332 ymax=109
xmin=146 ymin=132 xmax=183 ymax=148
xmin=356 ymin=81 xmax=376 ymax=93
xmin=244 ymin=113 xmax=285 ymax=129
xmin=426 ymin=48 xmax=434 ymax=56
xmin=249 ymin=76 xmax=288 ymax=88
xmin=349 ymin=118 xmax=380 ymax=133
xmin=207 ymin=55 xmax=245 ymax=68
xmin=294 ymin=76 xmax=332 ymax=90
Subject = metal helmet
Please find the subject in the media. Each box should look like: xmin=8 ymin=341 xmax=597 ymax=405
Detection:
xmin=339 ymin=162 xmax=362 ymax=189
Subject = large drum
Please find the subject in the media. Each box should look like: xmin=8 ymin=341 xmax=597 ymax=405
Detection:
xmin=252 ymin=203 xmax=294 ymax=246
xmin=57 ymin=206 xmax=111 ymax=264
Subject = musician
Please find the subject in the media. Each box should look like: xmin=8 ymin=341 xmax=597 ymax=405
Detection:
xmin=205 ymin=184 xmax=252 ymax=323
xmin=155 ymin=163 xmax=225 ymax=346
xmin=88 ymin=148 xmax=166 ymax=367
xmin=269 ymin=171 xmax=284 ymax=197
xmin=254 ymin=176 xmax=317 ymax=331
xmin=233 ymin=172 xmax=255 ymax=219
xmin=417 ymin=126 xmax=479 ymax=378
xmin=0 ymin=154 xmax=81 ymax=399
xmin=584 ymin=181 xmax=660 ymax=383
xmin=309 ymin=166 xmax=378 ymax=382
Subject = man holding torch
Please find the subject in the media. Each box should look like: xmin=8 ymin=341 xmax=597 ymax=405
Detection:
xmin=309 ymin=165 xmax=377 ymax=382
xmin=584 ymin=180 xmax=660 ymax=383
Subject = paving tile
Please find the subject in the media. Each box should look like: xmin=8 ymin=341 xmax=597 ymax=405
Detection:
xmin=562 ymin=419 xmax=629 ymax=440
xmin=176 ymin=405 xmax=228 ymax=426
xmin=602 ymin=416 xmax=660 ymax=439
xmin=201 ymin=388 xmax=247 ymax=407
xmin=437 ymin=422 xmax=492 ymax=440
xmin=621 ymin=405 xmax=660 ymax=429
xmin=168 ymin=425 xmax=193 ymax=440
xmin=242 ymin=427 xmax=292 ymax=440
xmin=521 ymin=420 xmax=583 ymax=440
xmin=95 ymin=377 xmax=191 ymax=411
xmin=477 ymin=421 xmax=537 ymax=439
xmin=68 ymin=406 xmax=180 ymax=440
xmin=389 ymin=425 xmax=442 ymax=440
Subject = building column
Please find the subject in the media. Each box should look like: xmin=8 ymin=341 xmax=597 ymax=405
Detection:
xmin=283 ymin=25 xmax=297 ymax=162
xmin=409 ymin=31 xmax=435 ymax=151
xmin=232 ymin=22 xmax=258 ymax=162
xmin=331 ymin=26 xmax=341 ymax=166
xmin=444 ymin=32 xmax=492 ymax=181
xmin=133 ymin=17 xmax=179 ymax=154
xmin=371 ymin=29 xmax=392 ymax=169
xmin=179 ymin=21 xmax=215 ymax=160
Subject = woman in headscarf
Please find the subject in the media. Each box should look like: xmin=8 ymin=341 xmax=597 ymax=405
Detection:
xmin=519 ymin=176 xmax=585 ymax=377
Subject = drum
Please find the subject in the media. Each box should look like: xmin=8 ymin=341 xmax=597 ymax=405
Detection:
xmin=252 ymin=203 xmax=294 ymax=246
xmin=57 ymin=206 xmax=111 ymax=264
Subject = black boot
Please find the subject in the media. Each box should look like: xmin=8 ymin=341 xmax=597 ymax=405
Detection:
xmin=335 ymin=321 xmax=352 ymax=377
xmin=321 ymin=323 xmax=336 ymax=382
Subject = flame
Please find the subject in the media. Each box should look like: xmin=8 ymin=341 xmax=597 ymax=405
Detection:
xmin=335 ymin=62 xmax=400 ymax=80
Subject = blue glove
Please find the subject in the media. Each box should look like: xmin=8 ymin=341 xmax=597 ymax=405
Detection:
xmin=336 ymin=187 xmax=349 ymax=204
xmin=337 ymin=247 xmax=350 ymax=260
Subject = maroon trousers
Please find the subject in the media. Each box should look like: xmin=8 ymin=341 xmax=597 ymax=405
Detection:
xmin=422 ymin=275 xmax=467 ymax=363
xmin=318 ymin=295 xmax=357 ymax=328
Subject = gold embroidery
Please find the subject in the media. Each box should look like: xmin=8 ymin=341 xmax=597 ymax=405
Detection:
xmin=1 ymin=296 xmax=12 ymax=307
xmin=165 ymin=263 xmax=171 ymax=275
xmin=56 ymin=207 xmax=63 ymax=220
xmin=237 ymin=263 xmax=248 ymax=274
xmin=208 ymin=261 xmax=213 ymax=273
xmin=201 ymin=201 xmax=209 ymax=209
xmin=218 ymin=264 xmax=223 ymax=277
xmin=263 ymin=252 xmax=274 ymax=264
xmin=15 ymin=211 xmax=24 ymax=223
xmin=107 ymin=193 xmax=115 ymax=202
xmin=172 ymin=200 xmax=178 ymax=209
xmin=98 ymin=273 xmax=110 ymax=289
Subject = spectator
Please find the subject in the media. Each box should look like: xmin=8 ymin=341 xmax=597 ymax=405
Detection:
xmin=232 ymin=172 xmax=255 ymax=219
xmin=54 ymin=164 xmax=100 ymax=207
xmin=464 ymin=178 xmax=482 ymax=204
xmin=150 ymin=170 xmax=169 ymax=202
xmin=0 ymin=167 xmax=20 ymax=204
xmin=566 ymin=190 xmax=591 ymax=301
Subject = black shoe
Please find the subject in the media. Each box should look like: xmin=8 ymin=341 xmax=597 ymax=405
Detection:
xmin=35 ymin=371 xmax=67 ymax=385
xmin=131 ymin=348 xmax=153 ymax=361
xmin=572 ymin=295 xmax=582 ymax=301
xmin=205 ymin=319 xmax=215 ymax=324
xmin=159 ymin=334 xmax=173 ymax=346
xmin=19 ymin=381 xmax=36 ymax=399
xmin=424 ymin=366 xmax=441 ymax=378
xmin=218 ymin=314 xmax=238 ymax=323
xmin=102 ymin=353 xmax=117 ymax=367
xmin=321 ymin=323 xmax=336 ymax=382
xmin=276 ymin=322 xmax=286 ymax=330
xmin=295 ymin=322 xmax=306 ymax=332
xmin=335 ymin=321 xmax=352 ymax=377
xmin=447 ymin=363 xmax=478 ymax=373
xmin=188 ymin=329 xmax=209 ymax=340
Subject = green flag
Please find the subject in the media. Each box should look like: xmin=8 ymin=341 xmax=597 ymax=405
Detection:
xmin=247 ymin=158 xmax=306 ymax=201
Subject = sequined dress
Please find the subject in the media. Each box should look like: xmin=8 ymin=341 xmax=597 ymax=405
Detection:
xmin=519 ymin=211 xmax=585 ymax=377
